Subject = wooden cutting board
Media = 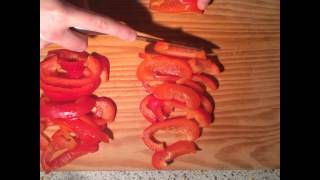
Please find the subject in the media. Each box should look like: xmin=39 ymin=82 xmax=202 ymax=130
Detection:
xmin=40 ymin=0 xmax=279 ymax=170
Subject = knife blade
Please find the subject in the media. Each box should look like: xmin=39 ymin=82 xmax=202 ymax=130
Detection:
xmin=70 ymin=27 xmax=161 ymax=43
xmin=70 ymin=27 xmax=205 ymax=50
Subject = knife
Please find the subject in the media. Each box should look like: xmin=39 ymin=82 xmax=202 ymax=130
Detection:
xmin=70 ymin=27 xmax=204 ymax=50
xmin=70 ymin=27 xmax=161 ymax=43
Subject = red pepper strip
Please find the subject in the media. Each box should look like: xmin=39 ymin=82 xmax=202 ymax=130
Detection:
xmin=192 ymin=74 xmax=218 ymax=92
xmin=59 ymin=60 xmax=85 ymax=79
xmin=140 ymin=95 xmax=159 ymax=123
xmin=40 ymin=122 xmax=49 ymax=151
xmin=93 ymin=97 xmax=117 ymax=125
xmin=161 ymin=100 xmax=211 ymax=127
xmin=137 ymin=53 xmax=193 ymax=84
xmin=200 ymin=94 xmax=214 ymax=113
xmin=142 ymin=95 xmax=211 ymax=127
xmin=40 ymin=95 xmax=96 ymax=119
xmin=51 ymin=128 xmax=77 ymax=150
xmin=40 ymin=79 xmax=101 ymax=102
xmin=152 ymin=140 xmax=197 ymax=169
xmin=150 ymin=0 xmax=203 ymax=14
xmin=188 ymin=58 xmax=220 ymax=76
xmin=40 ymin=54 xmax=103 ymax=88
xmin=151 ymin=83 xmax=201 ymax=109
xmin=47 ymin=143 xmax=98 ymax=173
xmin=41 ymin=126 xmax=78 ymax=173
xmin=153 ymin=41 xmax=206 ymax=59
xmin=92 ymin=52 xmax=110 ymax=82
xmin=143 ymin=117 xmax=200 ymax=151
xmin=153 ymin=74 xmax=206 ymax=94
xmin=48 ymin=49 xmax=89 ymax=62
xmin=140 ymin=95 xmax=170 ymax=123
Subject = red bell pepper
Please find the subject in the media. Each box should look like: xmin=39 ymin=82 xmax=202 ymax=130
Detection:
xmin=152 ymin=74 xmax=206 ymax=94
xmin=137 ymin=53 xmax=193 ymax=84
xmin=192 ymin=74 xmax=218 ymax=92
xmin=188 ymin=58 xmax=220 ymax=76
xmin=40 ymin=95 xmax=96 ymax=119
xmin=92 ymin=97 xmax=117 ymax=126
xmin=40 ymin=122 xmax=49 ymax=151
xmin=151 ymin=83 xmax=201 ymax=109
xmin=152 ymin=140 xmax=197 ymax=169
xmin=153 ymin=41 xmax=206 ymax=59
xmin=40 ymin=54 xmax=102 ymax=88
xmin=143 ymin=117 xmax=200 ymax=151
xmin=58 ymin=60 xmax=85 ymax=79
xmin=48 ymin=49 xmax=89 ymax=62
xmin=200 ymin=94 xmax=213 ymax=113
xmin=92 ymin=52 xmax=110 ymax=82
xmin=140 ymin=94 xmax=171 ymax=123
xmin=150 ymin=0 xmax=203 ymax=14
xmin=40 ymin=79 xmax=101 ymax=102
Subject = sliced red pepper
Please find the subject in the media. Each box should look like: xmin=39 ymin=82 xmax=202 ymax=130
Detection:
xmin=153 ymin=41 xmax=206 ymax=59
xmin=48 ymin=49 xmax=89 ymax=62
xmin=140 ymin=95 xmax=160 ymax=123
xmin=150 ymin=0 xmax=203 ymax=14
xmin=140 ymin=94 xmax=170 ymax=123
xmin=92 ymin=52 xmax=110 ymax=82
xmin=59 ymin=60 xmax=85 ymax=79
xmin=92 ymin=97 xmax=117 ymax=125
xmin=140 ymin=95 xmax=211 ymax=127
xmin=40 ymin=95 xmax=96 ymax=119
xmin=152 ymin=140 xmax=197 ymax=169
xmin=188 ymin=58 xmax=220 ymax=76
xmin=192 ymin=74 xmax=218 ymax=92
xmin=137 ymin=53 xmax=193 ymax=84
xmin=151 ymin=83 xmax=201 ymax=108
xmin=152 ymin=74 xmax=206 ymax=93
xmin=40 ymin=78 xmax=101 ymax=102
xmin=40 ymin=122 xmax=49 ymax=151
xmin=143 ymin=117 xmax=200 ymax=151
xmin=46 ymin=143 xmax=98 ymax=173
xmin=200 ymin=94 xmax=214 ymax=113
xmin=40 ymin=54 xmax=102 ymax=88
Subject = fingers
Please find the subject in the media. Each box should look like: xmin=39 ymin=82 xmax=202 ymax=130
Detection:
xmin=46 ymin=29 xmax=88 ymax=52
xmin=197 ymin=0 xmax=211 ymax=10
xmin=66 ymin=7 xmax=136 ymax=41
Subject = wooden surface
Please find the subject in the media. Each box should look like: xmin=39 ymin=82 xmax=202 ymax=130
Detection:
xmin=40 ymin=0 xmax=280 ymax=170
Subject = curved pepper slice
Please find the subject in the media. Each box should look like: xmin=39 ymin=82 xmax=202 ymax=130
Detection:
xmin=92 ymin=97 xmax=117 ymax=126
xmin=137 ymin=53 xmax=193 ymax=84
xmin=40 ymin=95 xmax=96 ymax=119
xmin=152 ymin=75 xmax=206 ymax=93
xmin=154 ymin=41 xmax=206 ymax=59
xmin=192 ymin=74 xmax=218 ymax=92
xmin=91 ymin=52 xmax=110 ymax=82
xmin=151 ymin=83 xmax=201 ymax=108
xmin=188 ymin=58 xmax=220 ymax=76
xmin=40 ymin=54 xmax=102 ymax=88
xmin=47 ymin=143 xmax=98 ymax=173
xmin=150 ymin=0 xmax=203 ymax=14
xmin=143 ymin=117 xmax=200 ymax=151
xmin=52 ymin=116 xmax=109 ymax=144
xmin=140 ymin=94 xmax=175 ymax=123
xmin=152 ymin=140 xmax=197 ymax=169
xmin=40 ymin=79 xmax=101 ymax=102
xmin=48 ymin=49 xmax=89 ymax=62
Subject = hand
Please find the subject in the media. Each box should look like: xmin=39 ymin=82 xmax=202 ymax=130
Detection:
xmin=40 ymin=0 xmax=136 ymax=51
xmin=197 ymin=0 xmax=211 ymax=10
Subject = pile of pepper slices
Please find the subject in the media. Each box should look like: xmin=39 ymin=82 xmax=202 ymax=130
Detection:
xmin=40 ymin=50 xmax=116 ymax=173
xmin=137 ymin=41 xmax=221 ymax=169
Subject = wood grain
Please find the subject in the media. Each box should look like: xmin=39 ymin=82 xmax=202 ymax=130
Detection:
xmin=40 ymin=0 xmax=279 ymax=170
